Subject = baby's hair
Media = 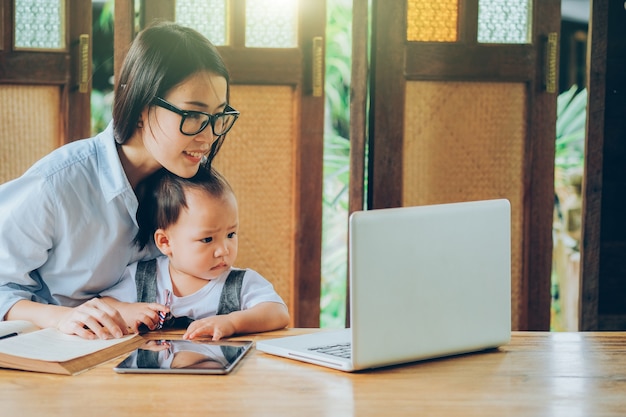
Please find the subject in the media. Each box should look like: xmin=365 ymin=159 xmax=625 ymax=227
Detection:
xmin=135 ymin=162 xmax=234 ymax=249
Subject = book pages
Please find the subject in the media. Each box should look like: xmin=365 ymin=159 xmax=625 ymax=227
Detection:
xmin=0 ymin=328 xmax=138 ymax=362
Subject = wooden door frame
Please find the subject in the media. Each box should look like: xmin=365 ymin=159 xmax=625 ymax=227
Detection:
xmin=68 ymin=0 xmax=92 ymax=141
xmin=580 ymin=0 xmax=626 ymax=330
xmin=526 ymin=0 xmax=561 ymax=330
xmin=579 ymin=0 xmax=605 ymax=331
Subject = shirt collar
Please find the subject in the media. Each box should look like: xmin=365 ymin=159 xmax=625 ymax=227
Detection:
xmin=96 ymin=121 xmax=134 ymax=203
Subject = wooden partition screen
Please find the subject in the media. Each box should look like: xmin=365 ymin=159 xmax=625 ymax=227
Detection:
xmin=0 ymin=85 xmax=61 ymax=183
xmin=403 ymin=81 xmax=526 ymax=327
xmin=213 ymin=85 xmax=297 ymax=314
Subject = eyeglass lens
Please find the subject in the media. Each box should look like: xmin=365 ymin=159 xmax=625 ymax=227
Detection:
xmin=181 ymin=112 xmax=237 ymax=136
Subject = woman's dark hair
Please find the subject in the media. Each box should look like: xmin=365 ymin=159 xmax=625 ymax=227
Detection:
xmin=112 ymin=21 xmax=231 ymax=162
xmin=135 ymin=162 xmax=234 ymax=249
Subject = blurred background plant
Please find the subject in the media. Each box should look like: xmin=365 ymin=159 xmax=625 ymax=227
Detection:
xmin=554 ymin=84 xmax=586 ymax=232
xmin=91 ymin=0 xmax=114 ymax=134
xmin=555 ymin=84 xmax=587 ymax=174
xmin=551 ymin=84 xmax=587 ymax=331
xmin=320 ymin=0 xmax=352 ymax=328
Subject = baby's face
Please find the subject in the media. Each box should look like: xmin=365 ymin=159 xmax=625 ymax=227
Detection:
xmin=163 ymin=187 xmax=239 ymax=281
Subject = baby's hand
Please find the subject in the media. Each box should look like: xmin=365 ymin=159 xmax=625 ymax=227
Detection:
xmin=122 ymin=302 xmax=169 ymax=332
xmin=101 ymin=297 xmax=168 ymax=333
xmin=183 ymin=316 xmax=236 ymax=341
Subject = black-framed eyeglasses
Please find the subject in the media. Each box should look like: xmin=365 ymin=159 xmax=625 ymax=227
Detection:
xmin=151 ymin=96 xmax=240 ymax=136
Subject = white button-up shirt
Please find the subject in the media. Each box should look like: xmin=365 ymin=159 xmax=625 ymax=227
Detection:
xmin=0 ymin=123 xmax=158 ymax=319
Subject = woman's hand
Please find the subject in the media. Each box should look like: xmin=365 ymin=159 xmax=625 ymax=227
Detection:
xmin=56 ymin=298 xmax=131 ymax=339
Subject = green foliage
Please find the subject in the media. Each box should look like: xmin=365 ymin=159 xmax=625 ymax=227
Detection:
xmin=320 ymin=0 xmax=353 ymax=328
xmin=555 ymin=85 xmax=587 ymax=172
xmin=98 ymin=0 xmax=114 ymax=34
xmin=320 ymin=132 xmax=350 ymax=328
xmin=91 ymin=0 xmax=115 ymax=135
xmin=91 ymin=89 xmax=113 ymax=135
xmin=325 ymin=0 xmax=352 ymax=138
xmin=551 ymin=85 xmax=587 ymax=331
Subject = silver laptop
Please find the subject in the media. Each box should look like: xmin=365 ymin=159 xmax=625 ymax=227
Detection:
xmin=256 ymin=199 xmax=511 ymax=372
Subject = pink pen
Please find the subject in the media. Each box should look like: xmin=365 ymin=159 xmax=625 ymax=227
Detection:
xmin=157 ymin=289 xmax=172 ymax=330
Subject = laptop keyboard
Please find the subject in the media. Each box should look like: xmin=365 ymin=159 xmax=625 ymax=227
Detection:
xmin=308 ymin=343 xmax=352 ymax=359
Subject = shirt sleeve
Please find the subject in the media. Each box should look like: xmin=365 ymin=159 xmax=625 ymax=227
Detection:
xmin=239 ymin=268 xmax=286 ymax=310
xmin=0 ymin=174 xmax=58 ymax=318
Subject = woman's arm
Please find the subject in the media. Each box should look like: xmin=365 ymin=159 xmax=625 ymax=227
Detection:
xmin=5 ymin=298 xmax=130 ymax=339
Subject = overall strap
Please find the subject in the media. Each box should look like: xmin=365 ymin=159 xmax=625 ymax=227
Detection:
xmin=217 ymin=269 xmax=245 ymax=315
xmin=135 ymin=259 xmax=158 ymax=303
xmin=134 ymin=258 xmax=193 ymax=330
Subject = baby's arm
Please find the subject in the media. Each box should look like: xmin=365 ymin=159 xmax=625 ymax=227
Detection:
xmin=100 ymin=297 xmax=168 ymax=333
xmin=183 ymin=302 xmax=290 ymax=341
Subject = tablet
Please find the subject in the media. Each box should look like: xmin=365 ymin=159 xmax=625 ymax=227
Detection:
xmin=113 ymin=339 xmax=253 ymax=375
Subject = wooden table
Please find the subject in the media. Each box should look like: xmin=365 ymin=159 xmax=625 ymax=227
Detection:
xmin=1 ymin=329 xmax=625 ymax=417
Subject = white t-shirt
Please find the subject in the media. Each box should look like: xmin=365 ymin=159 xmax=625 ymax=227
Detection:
xmin=102 ymin=256 xmax=285 ymax=319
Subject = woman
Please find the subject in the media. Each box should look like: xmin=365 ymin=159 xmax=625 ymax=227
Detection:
xmin=0 ymin=22 xmax=239 ymax=340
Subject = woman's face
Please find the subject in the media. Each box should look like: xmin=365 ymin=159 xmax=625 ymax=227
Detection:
xmin=141 ymin=71 xmax=229 ymax=178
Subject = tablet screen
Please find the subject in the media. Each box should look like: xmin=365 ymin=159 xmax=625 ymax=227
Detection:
xmin=113 ymin=339 xmax=253 ymax=374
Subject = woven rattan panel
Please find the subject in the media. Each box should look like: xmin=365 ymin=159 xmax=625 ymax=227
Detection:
xmin=0 ymin=85 xmax=60 ymax=184
xmin=403 ymin=81 xmax=526 ymax=329
xmin=213 ymin=85 xmax=295 ymax=312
